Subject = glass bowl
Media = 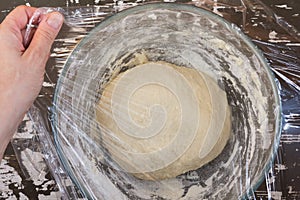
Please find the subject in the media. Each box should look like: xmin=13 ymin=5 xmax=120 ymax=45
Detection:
xmin=52 ymin=3 xmax=282 ymax=199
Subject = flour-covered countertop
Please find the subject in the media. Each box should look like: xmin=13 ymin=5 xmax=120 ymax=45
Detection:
xmin=0 ymin=0 xmax=300 ymax=199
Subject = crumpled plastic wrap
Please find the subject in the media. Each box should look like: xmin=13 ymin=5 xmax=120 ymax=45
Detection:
xmin=14 ymin=0 xmax=299 ymax=199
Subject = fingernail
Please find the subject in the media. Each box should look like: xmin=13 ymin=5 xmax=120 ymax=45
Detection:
xmin=47 ymin=12 xmax=63 ymax=30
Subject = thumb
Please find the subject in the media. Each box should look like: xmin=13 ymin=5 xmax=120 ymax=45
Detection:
xmin=23 ymin=12 xmax=63 ymax=67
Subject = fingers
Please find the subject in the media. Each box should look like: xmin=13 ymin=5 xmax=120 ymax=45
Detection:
xmin=2 ymin=5 xmax=37 ymax=30
xmin=0 ymin=6 xmax=37 ymax=51
xmin=23 ymin=12 xmax=64 ymax=68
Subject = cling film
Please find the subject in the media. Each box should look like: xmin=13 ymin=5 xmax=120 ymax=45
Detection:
xmin=12 ymin=0 xmax=300 ymax=199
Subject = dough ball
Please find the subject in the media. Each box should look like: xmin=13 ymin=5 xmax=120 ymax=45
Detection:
xmin=96 ymin=61 xmax=231 ymax=180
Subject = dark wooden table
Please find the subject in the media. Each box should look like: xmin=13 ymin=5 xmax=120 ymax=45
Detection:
xmin=0 ymin=0 xmax=299 ymax=199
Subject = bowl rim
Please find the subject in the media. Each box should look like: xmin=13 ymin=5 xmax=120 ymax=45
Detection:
xmin=51 ymin=2 xmax=283 ymax=199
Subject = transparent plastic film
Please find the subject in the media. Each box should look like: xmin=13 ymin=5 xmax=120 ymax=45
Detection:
xmin=17 ymin=1 xmax=299 ymax=200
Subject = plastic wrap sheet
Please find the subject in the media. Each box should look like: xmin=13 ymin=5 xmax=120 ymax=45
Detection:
xmin=15 ymin=0 xmax=299 ymax=199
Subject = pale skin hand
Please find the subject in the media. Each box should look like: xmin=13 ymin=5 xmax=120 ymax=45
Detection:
xmin=0 ymin=6 xmax=63 ymax=160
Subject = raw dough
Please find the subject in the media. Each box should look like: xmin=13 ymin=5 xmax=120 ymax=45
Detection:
xmin=96 ymin=61 xmax=231 ymax=180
